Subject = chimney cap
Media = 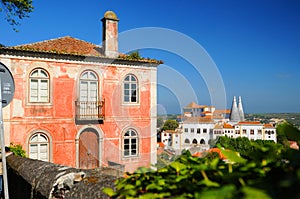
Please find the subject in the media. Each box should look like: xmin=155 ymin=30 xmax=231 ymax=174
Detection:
xmin=103 ymin=10 xmax=119 ymax=21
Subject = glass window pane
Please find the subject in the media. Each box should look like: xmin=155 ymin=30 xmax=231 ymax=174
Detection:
xmin=31 ymin=70 xmax=39 ymax=77
xmin=124 ymin=90 xmax=130 ymax=96
xmin=89 ymin=72 xmax=97 ymax=80
xmin=131 ymin=139 xmax=136 ymax=144
xmin=131 ymin=96 xmax=136 ymax=102
xmin=124 ymin=83 xmax=129 ymax=89
xmin=39 ymin=134 xmax=48 ymax=142
xmin=131 ymin=76 xmax=136 ymax=82
xmin=131 ymin=150 xmax=136 ymax=155
xmin=30 ymin=135 xmax=38 ymax=142
xmin=124 ymin=96 xmax=129 ymax=102
xmin=81 ymin=72 xmax=88 ymax=79
xmin=124 ymin=139 xmax=129 ymax=144
xmin=40 ymin=70 xmax=48 ymax=77
xmin=124 ymin=150 xmax=129 ymax=156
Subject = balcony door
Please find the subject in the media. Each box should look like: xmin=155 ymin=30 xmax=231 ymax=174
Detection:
xmin=78 ymin=71 xmax=98 ymax=119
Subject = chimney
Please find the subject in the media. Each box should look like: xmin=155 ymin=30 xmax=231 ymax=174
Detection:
xmin=230 ymin=96 xmax=240 ymax=122
xmin=101 ymin=11 xmax=119 ymax=58
xmin=238 ymin=96 xmax=245 ymax=121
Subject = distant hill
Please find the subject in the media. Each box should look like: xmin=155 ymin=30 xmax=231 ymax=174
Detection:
xmin=246 ymin=113 xmax=300 ymax=128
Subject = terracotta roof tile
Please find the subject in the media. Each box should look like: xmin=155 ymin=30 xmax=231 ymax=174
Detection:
xmin=264 ymin=123 xmax=275 ymax=128
xmin=184 ymin=116 xmax=214 ymax=123
xmin=223 ymin=123 xmax=234 ymax=128
xmin=184 ymin=102 xmax=200 ymax=108
xmin=238 ymin=121 xmax=262 ymax=125
xmin=12 ymin=36 xmax=103 ymax=57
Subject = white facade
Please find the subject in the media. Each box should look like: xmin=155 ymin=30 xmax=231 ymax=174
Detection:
xmin=181 ymin=121 xmax=214 ymax=147
xmin=263 ymin=125 xmax=277 ymax=142
xmin=214 ymin=122 xmax=277 ymax=143
xmin=234 ymin=122 xmax=264 ymax=141
xmin=160 ymin=130 xmax=181 ymax=150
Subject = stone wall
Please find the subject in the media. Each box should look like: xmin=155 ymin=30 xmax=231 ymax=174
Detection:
xmin=6 ymin=155 xmax=121 ymax=199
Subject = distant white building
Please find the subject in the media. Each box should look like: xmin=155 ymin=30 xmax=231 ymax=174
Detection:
xmin=263 ymin=123 xmax=277 ymax=142
xmin=161 ymin=97 xmax=277 ymax=155
xmin=213 ymin=121 xmax=277 ymax=143
xmin=160 ymin=130 xmax=181 ymax=151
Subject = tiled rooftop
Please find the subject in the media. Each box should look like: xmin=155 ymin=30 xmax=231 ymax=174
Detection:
xmin=11 ymin=36 xmax=103 ymax=57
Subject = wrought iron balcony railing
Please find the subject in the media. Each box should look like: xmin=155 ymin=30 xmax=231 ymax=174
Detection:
xmin=75 ymin=100 xmax=105 ymax=122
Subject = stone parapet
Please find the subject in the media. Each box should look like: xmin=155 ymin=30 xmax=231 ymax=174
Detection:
xmin=6 ymin=155 xmax=120 ymax=199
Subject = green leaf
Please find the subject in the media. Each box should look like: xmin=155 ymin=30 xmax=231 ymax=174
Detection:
xmin=170 ymin=162 xmax=187 ymax=173
xmin=146 ymin=183 xmax=163 ymax=191
xmin=102 ymin=187 xmax=116 ymax=197
xmin=242 ymin=186 xmax=271 ymax=199
xmin=195 ymin=185 xmax=236 ymax=199
xmin=219 ymin=148 xmax=247 ymax=164
xmin=198 ymin=179 xmax=220 ymax=187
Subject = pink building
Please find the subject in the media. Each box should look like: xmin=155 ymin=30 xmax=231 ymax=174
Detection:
xmin=0 ymin=11 xmax=159 ymax=172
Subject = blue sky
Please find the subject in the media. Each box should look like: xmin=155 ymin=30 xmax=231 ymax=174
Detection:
xmin=1 ymin=0 xmax=300 ymax=114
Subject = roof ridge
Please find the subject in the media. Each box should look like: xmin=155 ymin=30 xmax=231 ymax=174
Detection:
xmin=14 ymin=36 xmax=98 ymax=47
xmin=14 ymin=36 xmax=71 ymax=47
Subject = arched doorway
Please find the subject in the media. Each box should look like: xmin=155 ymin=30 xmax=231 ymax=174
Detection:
xmin=192 ymin=139 xmax=198 ymax=145
xmin=78 ymin=128 xmax=100 ymax=169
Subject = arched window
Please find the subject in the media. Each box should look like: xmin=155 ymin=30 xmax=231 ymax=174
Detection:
xmin=29 ymin=68 xmax=49 ymax=102
xmin=192 ymin=139 xmax=198 ymax=144
xmin=200 ymin=139 xmax=206 ymax=144
xmin=123 ymin=74 xmax=138 ymax=103
xmin=184 ymin=138 xmax=190 ymax=144
xmin=29 ymin=132 xmax=50 ymax=161
xmin=123 ymin=129 xmax=138 ymax=157
xmin=79 ymin=70 xmax=98 ymax=102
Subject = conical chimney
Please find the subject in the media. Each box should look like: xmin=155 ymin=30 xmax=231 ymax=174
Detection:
xmin=230 ymin=96 xmax=240 ymax=122
xmin=238 ymin=96 xmax=245 ymax=121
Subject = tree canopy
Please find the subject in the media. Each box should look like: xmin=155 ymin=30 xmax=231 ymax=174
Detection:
xmin=162 ymin=119 xmax=179 ymax=131
xmin=0 ymin=0 xmax=34 ymax=30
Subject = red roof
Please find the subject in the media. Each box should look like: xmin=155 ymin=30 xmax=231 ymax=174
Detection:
xmin=157 ymin=142 xmax=165 ymax=147
xmin=12 ymin=36 xmax=103 ymax=57
xmin=238 ymin=121 xmax=261 ymax=125
xmin=264 ymin=123 xmax=275 ymax=128
xmin=223 ymin=123 xmax=234 ymax=129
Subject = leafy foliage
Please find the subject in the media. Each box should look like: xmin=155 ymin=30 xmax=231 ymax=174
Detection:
xmin=0 ymin=0 xmax=34 ymax=31
xmin=104 ymin=138 xmax=300 ymax=198
xmin=276 ymin=121 xmax=300 ymax=145
xmin=9 ymin=143 xmax=26 ymax=157
xmin=161 ymin=119 xmax=179 ymax=131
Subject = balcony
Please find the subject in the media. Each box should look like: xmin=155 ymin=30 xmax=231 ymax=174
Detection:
xmin=75 ymin=100 xmax=105 ymax=124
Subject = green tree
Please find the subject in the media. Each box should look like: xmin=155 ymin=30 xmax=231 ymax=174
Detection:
xmin=9 ymin=143 xmax=26 ymax=157
xmin=162 ymin=119 xmax=178 ymax=131
xmin=277 ymin=121 xmax=300 ymax=146
xmin=0 ymin=0 xmax=34 ymax=30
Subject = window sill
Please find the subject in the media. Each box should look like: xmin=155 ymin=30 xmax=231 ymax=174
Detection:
xmin=26 ymin=102 xmax=52 ymax=107
xmin=122 ymin=102 xmax=140 ymax=106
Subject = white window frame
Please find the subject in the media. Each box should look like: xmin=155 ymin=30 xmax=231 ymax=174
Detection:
xmin=123 ymin=74 xmax=138 ymax=103
xmin=123 ymin=129 xmax=139 ymax=157
xmin=29 ymin=68 xmax=50 ymax=103
xmin=79 ymin=70 xmax=99 ymax=102
xmin=29 ymin=132 xmax=50 ymax=162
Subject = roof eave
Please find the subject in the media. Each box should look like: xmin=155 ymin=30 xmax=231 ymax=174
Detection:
xmin=0 ymin=47 xmax=161 ymax=67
